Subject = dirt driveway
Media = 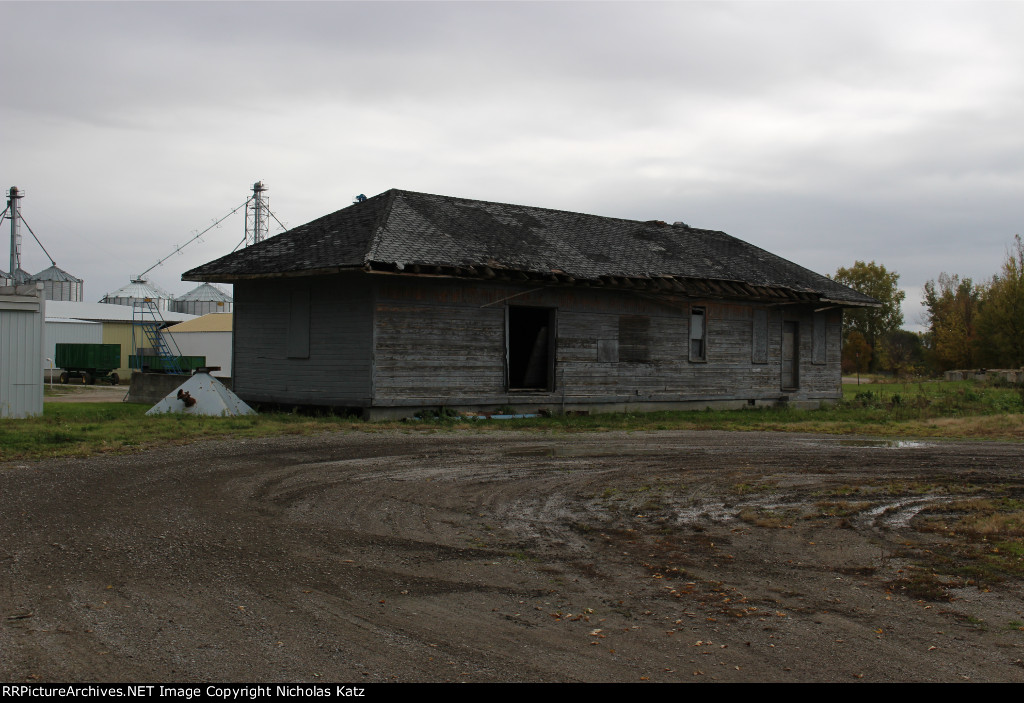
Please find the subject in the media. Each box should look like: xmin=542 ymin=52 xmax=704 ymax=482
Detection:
xmin=2 ymin=430 xmax=1023 ymax=682
xmin=43 ymin=385 xmax=127 ymax=403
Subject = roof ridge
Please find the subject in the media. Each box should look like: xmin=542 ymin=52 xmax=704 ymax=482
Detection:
xmin=364 ymin=189 xmax=401 ymax=265
xmin=389 ymin=188 xmax=709 ymax=232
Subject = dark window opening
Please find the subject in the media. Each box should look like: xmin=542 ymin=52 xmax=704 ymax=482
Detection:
xmin=781 ymin=321 xmax=799 ymax=390
xmin=689 ymin=307 xmax=706 ymax=361
xmin=507 ymin=306 xmax=555 ymax=390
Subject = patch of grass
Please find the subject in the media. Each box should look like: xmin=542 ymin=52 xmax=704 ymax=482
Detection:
xmin=0 ymin=403 xmax=372 ymax=462
xmin=4 ymin=378 xmax=1022 ymax=463
xmin=737 ymin=507 xmax=794 ymax=528
xmin=811 ymin=500 xmax=872 ymax=518
xmin=909 ymin=492 xmax=1024 ymax=592
xmin=887 ymin=568 xmax=954 ymax=601
xmin=965 ymin=614 xmax=988 ymax=630
xmin=509 ymin=550 xmax=536 ymax=562
xmin=916 ymin=499 xmax=1024 ymax=538
xmin=732 ymin=480 xmax=777 ymax=495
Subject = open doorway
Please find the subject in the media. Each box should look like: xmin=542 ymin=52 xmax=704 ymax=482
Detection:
xmin=507 ymin=306 xmax=555 ymax=390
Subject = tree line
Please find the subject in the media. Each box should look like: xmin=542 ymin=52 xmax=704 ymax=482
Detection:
xmin=835 ymin=235 xmax=1024 ymax=376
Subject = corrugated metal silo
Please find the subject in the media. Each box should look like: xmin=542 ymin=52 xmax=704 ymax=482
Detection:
xmin=31 ymin=264 xmax=84 ymax=301
xmin=172 ymin=283 xmax=233 ymax=315
xmin=100 ymin=277 xmax=174 ymax=311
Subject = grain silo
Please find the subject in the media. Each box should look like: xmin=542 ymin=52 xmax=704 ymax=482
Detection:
xmin=31 ymin=264 xmax=84 ymax=302
xmin=172 ymin=283 xmax=233 ymax=315
xmin=4 ymin=186 xmax=86 ymax=301
xmin=100 ymin=277 xmax=175 ymax=311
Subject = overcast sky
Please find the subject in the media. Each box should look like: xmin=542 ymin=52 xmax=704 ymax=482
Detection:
xmin=4 ymin=1 xmax=1023 ymax=330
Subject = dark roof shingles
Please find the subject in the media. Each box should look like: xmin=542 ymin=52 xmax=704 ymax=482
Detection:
xmin=184 ymin=189 xmax=876 ymax=305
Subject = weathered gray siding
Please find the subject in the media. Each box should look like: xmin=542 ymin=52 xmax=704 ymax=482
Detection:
xmin=232 ymin=274 xmax=373 ymax=406
xmin=369 ymin=276 xmax=842 ymax=410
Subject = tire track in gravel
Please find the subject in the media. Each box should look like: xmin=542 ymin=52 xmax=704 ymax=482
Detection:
xmin=2 ymin=430 xmax=1023 ymax=682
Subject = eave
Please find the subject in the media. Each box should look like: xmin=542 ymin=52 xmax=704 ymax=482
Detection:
xmin=189 ymin=261 xmax=879 ymax=308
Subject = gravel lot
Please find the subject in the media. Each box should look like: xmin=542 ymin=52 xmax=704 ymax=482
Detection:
xmin=2 ymin=429 xmax=1023 ymax=682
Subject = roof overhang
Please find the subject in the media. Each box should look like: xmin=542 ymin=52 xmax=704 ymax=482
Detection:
xmin=191 ymin=262 xmax=878 ymax=308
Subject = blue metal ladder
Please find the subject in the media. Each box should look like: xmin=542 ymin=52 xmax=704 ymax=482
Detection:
xmin=132 ymin=299 xmax=185 ymax=374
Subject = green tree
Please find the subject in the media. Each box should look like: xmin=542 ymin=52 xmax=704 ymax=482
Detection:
xmin=976 ymin=235 xmax=1024 ymax=368
xmin=922 ymin=273 xmax=982 ymax=371
xmin=882 ymin=329 xmax=925 ymax=377
xmin=833 ymin=261 xmax=905 ymax=371
xmin=841 ymin=331 xmax=872 ymax=375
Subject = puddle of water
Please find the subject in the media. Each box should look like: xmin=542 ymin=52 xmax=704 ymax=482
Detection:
xmin=836 ymin=439 xmax=931 ymax=449
xmin=803 ymin=438 xmax=932 ymax=449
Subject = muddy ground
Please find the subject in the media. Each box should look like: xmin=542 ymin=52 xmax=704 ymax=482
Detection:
xmin=2 ymin=430 xmax=1023 ymax=683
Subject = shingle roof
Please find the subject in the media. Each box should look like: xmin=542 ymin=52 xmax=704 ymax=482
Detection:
xmin=184 ymin=189 xmax=877 ymax=306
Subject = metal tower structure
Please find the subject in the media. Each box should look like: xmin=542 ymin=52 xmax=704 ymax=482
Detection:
xmin=245 ymin=181 xmax=269 ymax=247
xmin=7 ymin=186 xmax=23 ymax=281
xmin=2 ymin=186 xmax=69 ymax=288
xmin=112 ymin=181 xmax=288 ymax=304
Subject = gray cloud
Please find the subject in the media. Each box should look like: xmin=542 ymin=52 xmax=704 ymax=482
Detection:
xmin=3 ymin=1 xmax=1023 ymax=331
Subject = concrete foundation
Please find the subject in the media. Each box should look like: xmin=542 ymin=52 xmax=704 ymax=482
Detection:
xmin=360 ymin=396 xmax=828 ymax=420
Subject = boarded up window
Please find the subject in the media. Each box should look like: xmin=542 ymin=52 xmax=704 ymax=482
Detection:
xmin=812 ymin=312 xmax=826 ymax=365
xmin=752 ymin=309 xmax=768 ymax=364
xmin=689 ymin=307 xmax=706 ymax=362
xmin=597 ymin=339 xmax=619 ymax=363
xmin=287 ymin=288 xmax=310 ymax=359
xmin=619 ymin=315 xmax=650 ymax=362
xmin=781 ymin=321 xmax=799 ymax=389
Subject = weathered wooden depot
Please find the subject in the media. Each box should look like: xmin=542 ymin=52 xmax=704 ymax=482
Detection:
xmin=185 ymin=190 xmax=878 ymax=418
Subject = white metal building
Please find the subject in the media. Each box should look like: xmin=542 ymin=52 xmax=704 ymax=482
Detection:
xmin=162 ymin=313 xmax=233 ymax=378
xmin=0 ymin=283 xmax=45 ymax=418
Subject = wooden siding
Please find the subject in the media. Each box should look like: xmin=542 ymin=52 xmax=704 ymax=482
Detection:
xmin=232 ymin=274 xmax=373 ymax=406
xmin=369 ymin=277 xmax=843 ymax=407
